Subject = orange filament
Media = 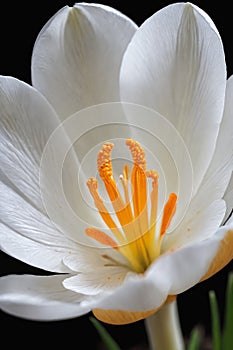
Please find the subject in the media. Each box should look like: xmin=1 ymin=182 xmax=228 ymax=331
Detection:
xmin=160 ymin=193 xmax=177 ymax=237
xmin=86 ymin=178 xmax=125 ymax=244
xmin=146 ymin=170 xmax=159 ymax=260
xmin=86 ymin=138 xmax=177 ymax=273
xmin=97 ymin=143 xmax=136 ymax=243
xmin=86 ymin=228 xmax=118 ymax=248
xmin=146 ymin=170 xmax=159 ymax=230
xmin=119 ymin=165 xmax=130 ymax=205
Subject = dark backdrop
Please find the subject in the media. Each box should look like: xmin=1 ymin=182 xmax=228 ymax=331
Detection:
xmin=1 ymin=1 xmax=232 ymax=349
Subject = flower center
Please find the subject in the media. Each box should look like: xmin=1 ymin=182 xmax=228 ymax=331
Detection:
xmin=86 ymin=139 xmax=177 ymax=273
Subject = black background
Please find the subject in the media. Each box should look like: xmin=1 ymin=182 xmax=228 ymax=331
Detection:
xmin=1 ymin=1 xmax=232 ymax=349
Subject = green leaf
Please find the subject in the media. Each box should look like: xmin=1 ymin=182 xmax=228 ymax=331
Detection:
xmin=89 ymin=316 xmax=122 ymax=350
xmin=187 ymin=326 xmax=202 ymax=350
xmin=209 ymin=290 xmax=221 ymax=350
xmin=222 ymin=272 xmax=233 ymax=350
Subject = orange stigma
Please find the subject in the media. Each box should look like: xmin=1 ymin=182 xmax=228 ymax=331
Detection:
xmin=86 ymin=138 xmax=177 ymax=273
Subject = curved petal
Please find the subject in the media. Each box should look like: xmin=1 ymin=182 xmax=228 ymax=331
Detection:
xmin=120 ymin=3 xmax=226 ymax=194
xmin=63 ymin=246 xmax=130 ymax=273
xmin=63 ymin=266 xmax=129 ymax=295
xmin=0 ymin=182 xmax=79 ymax=273
xmin=200 ymin=225 xmax=233 ymax=282
xmin=163 ymin=199 xmax=226 ymax=250
xmin=0 ymin=177 xmax=130 ymax=274
xmin=190 ymin=75 xmax=233 ymax=211
xmin=0 ymin=274 xmax=90 ymax=321
xmin=0 ymin=76 xmax=61 ymax=214
xmin=0 ymin=76 xmax=79 ymax=216
xmin=0 ymin=76 xmax=101 ymax=244
xmin=1 ymin=181 xmax=127 ymax=273
xmin=78 ymin=233 xmax=225 ymax=318
xmin=93 ymin=295 xmax=176 ymax=325
xmin=92 ymin=307 xmax=160 ymax=325
xmin=32 ymin=4 xmax=137 ymax=120
xmin=164 ymin=75 xmax=233 ymax=248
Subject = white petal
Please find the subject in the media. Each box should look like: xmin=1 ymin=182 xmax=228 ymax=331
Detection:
xmin=0 ymin=274 xmax=90 ymax=321
xmin=0 ymin=76 xmax=100 ymax=244
xmin=0 ymin=76 xmax=60 ymax=214
xmin=120 ymin=3 xmax=226 ymax=194
xmin=163 ymin=199 xmax=226 ymax=250
xmin=0 ymin=182 xmax=80 ymax=272
xmin=63 ymin=265 xmax=129 ymax=296
xmin=1 ymin=181 xmax=124 ymax=273
xmin=84 ymin=228 xmax=228 ymax=312
xmin=167 ymin=224 xmax=232 ymax=295
xmin=32 ymin=4 xmax=137 ymax=120
xmin=192 ymin=75 xmax=233 ymax=210
xmin=63 ymin=246 xmax=130 ymax=272
xmin=163 ymin=75 xmax=233 ymax=248
xmin=0 ymin=76 xmax=79 ymax=217
xmin=85 ymin=270 xmax=168 ymax=312
xmin=200 ymin=223 xmax=233 ymax=281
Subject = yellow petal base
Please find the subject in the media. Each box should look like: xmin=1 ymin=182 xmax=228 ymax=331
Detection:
xmin=92 ymin=307 xmax=161 ymax=325
xmin=201 ymin=229 xmax=233 ymax=282
xmin=92 ymin=295 xmax=176 ymax=325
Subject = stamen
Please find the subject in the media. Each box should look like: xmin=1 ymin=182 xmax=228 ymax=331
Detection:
xmin=96 ymin=143 xmax=136 ymax=243
xmin=119 ymin=165 xmax=130 ymax=205
xmin=87 ymin=178 xmax=125 ymax=244
xmin=123 ymin=164 xmax=130 ymax=181
xmin=86 ymin=228 xmax=118 ymax=248
xmin=126 ymin=139 xmax=150 ymax=267
xmin=146 ymin=170 xmax=159 ymax=230
xmin=97 ymin=142 xmax=114 ymax=180
xmin=126 ymin=138 xmax=146 ymax=171
xmin=145 ymin=170 xmax=159 ymax=260
xmin=126 ymin=139 xmax=149 ymax=233
xmin=86 ymin=139 xmax=178 ymax=274
xmin=160 ymin=193 xmax=177 ymax=237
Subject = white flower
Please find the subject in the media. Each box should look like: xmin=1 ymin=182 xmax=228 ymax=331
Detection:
xmin=0 ymin=2 xmax=232 ymax=326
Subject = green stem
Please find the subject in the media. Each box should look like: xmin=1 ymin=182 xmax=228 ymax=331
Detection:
xmin=145 ymin=300 xmax=185 ymax=350
xmin=209 ymin=291 xmax=221 ymax=350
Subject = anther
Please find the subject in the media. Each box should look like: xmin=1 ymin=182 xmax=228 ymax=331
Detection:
xmin=146 ymin=170 xmax=159 ymax=186
xmin=126 ymin=139 xmax=146 ymax=171
xmin=97 ymin=142 xmax=114 ymax=179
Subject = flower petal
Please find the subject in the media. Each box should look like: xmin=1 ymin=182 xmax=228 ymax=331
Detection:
xmin=32 ymin=4 xmax=137 ymax=120
xmin=1 ymin=181 xmax=125 ymax=273
xmin=0 ymin=76 xmax=61 ymax=214
xmin=201 ymin=225 xmax=233 ymax=281
xmin=0 ymin=181 xmax=80 ymax=272
xmin=92 ymin=307 xmax=160 ymax=325
xmin=63 ymin=246 xmax=130 ymax=273
xmin=92 ymin=296 xmax=176 ymax=325
xmin=163 ymin=199 xmax=226 ymax=250
xmin=0 ymin=76 xmax=101 ymax=244
xmin=63 ymin=265 xmax=129 ymax=296
xmin=120 ymin=3 xmax=226 ymax=194
xmin=190 ymin=75 xmax=233 ymax=211
xmin=0 ymin=274 xmax=90 ymax=321
xmin=80 ymin=233 xmax=225 ymax=319
xmin=167 ymin=75 xmax=233 ymax=245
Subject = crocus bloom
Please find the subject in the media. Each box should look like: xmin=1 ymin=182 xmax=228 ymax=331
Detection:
xmin=0 ymin=1 xmax=232 ymax=330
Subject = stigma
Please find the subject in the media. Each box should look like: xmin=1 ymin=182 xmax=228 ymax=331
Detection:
xmin=86 ymin=139 xmax=177 ymax=273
